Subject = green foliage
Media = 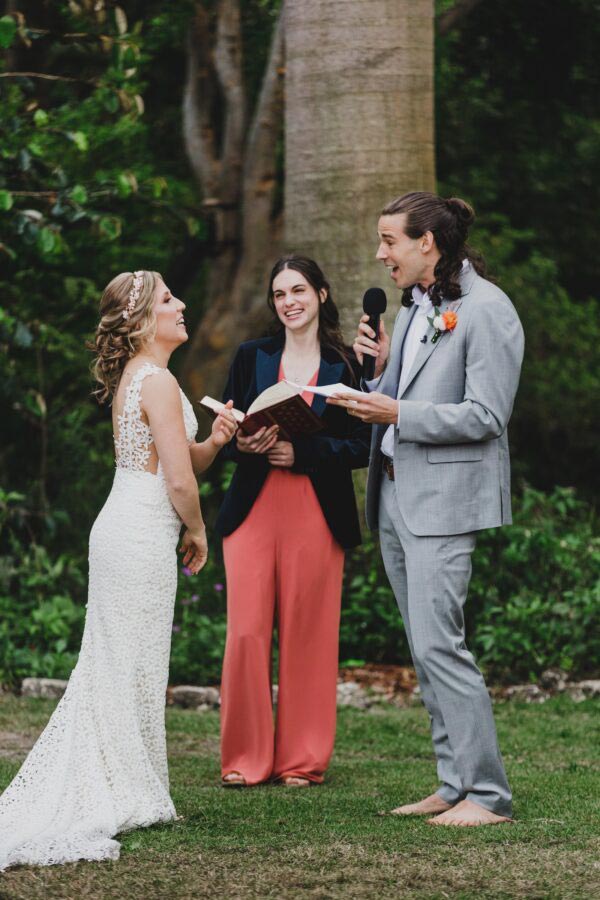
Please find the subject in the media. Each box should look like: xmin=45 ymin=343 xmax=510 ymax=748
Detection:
xmin=340 ymin=486 xmax=599 ymax=683
xmin=0 ymin=2 xmax=200 ymax=550
xmin=469 ymin=486 xmax=600 ymax=682
xmin=472 ymin=218 xmax=600 ymax=496
xmin=1 ymin=472 xmax=598 ymax=688
xmin=437 ymin=0 xmax=600 ymax=501
xmin=0 ymin=489 xmax=86 ymax=684
xmin=169 ymin=567 xmax=228 ymax=686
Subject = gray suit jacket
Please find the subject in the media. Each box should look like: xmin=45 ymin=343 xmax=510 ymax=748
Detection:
xmin=365 ymin=266 xmax=524 ymax=536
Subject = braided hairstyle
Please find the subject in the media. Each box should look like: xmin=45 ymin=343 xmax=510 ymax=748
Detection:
xmin=381 ymin=192 xmax=487 ymax=307
xmin=91 ymin=270 xmax=162 ymax=404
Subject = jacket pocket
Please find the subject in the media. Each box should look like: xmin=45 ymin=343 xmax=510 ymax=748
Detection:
xmin=426 ymin=444 xmax=484 ymax=464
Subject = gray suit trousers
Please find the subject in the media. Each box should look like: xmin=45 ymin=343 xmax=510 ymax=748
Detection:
xmin=379 ymin=476 xmax=512 ymax=817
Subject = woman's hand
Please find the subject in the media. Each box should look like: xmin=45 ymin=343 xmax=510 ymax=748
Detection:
xmin=236 ymin=424 xmax=279 ymax=454
xmin=179 ymin=526 xmax=208 ymax=575
xmin=210 ymin=400 xmax=238 ymax=448
xmin=267 ymin=440 xmax=295 ymax=468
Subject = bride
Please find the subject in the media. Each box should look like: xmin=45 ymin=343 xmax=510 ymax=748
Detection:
xmin=0 ymin=270 xmax=237 ymax=869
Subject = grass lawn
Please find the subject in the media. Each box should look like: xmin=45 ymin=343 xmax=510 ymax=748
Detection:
xmin=0 ymin=695 xmax=599 ymax=899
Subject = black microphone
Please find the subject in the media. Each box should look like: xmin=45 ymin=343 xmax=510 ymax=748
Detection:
xmin=362 ymin=287 xmax=387 ymax=381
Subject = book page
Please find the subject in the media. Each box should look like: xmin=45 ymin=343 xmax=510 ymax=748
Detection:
xmin=199 ymin=396 xmax=245 ymax=424
xmin=246 ymin=381 xmax=301 ymax=415
xmin=283 ymin=380 xmax=365 ymax=399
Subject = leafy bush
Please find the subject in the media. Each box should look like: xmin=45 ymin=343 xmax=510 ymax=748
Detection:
xmin=340 ymin=485 xmax=599 ymax=684
xmin=0 ymin=489 xmax=86 ymax=684
xmin=169 ymin=568 xmax=227 ymax=687
xmin=1 ymin=478 xmax=597 ymax=689
xmin=469 ymin=486 xmax=600 ymax=682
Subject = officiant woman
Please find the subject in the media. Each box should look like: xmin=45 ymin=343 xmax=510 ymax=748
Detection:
xmin=216 ymin=255 xmax=370 ymax=787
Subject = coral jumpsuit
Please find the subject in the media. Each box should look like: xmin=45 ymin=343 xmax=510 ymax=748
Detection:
xmin=220 ymin=366 xmax=345 ymax=784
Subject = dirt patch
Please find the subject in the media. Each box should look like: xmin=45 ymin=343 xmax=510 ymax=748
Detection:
xmin=339 ymin=664 xmax=418 ymax=702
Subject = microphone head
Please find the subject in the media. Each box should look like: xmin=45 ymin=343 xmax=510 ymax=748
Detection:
xmin=362 ymin=287 xmax=387 ymax=316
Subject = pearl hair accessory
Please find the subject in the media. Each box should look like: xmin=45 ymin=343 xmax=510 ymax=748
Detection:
xmin=122 ymin=271 xmax=144 ymax=320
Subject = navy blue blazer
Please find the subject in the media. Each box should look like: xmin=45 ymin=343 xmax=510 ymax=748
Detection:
xmin=215 ymin=333 xmax=371 ymax=549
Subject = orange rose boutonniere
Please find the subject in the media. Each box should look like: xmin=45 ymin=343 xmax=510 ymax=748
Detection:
xmin=428 ymin=306 xmax=459 ymax=344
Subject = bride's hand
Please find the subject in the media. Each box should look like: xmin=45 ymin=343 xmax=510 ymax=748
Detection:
xmin=210 ymin=401 xmax=238 ymax=448
xmin=179 ymin=527 xmax=208 ymax=574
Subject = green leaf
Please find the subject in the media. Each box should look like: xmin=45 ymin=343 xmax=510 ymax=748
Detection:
xmin=36 ymin=227 xmax=57 ymax=255
xmin=150 ymin=177 xmax=168 ymax=199
xmin=98 ymin=216 xmax=122 ymax=241
xmin=186 ymin=217 xmax=200 ymax=236
xmin=122 ymin=46 xmax=137 ymax=69
xmin=27 ymin=139 xmax=44 ymax=157
xmin=102 ymin=92 xmax=120 ymax=114
xmin=116 ymin=172 xmax=132 ymax=198
xmin=0 ymin=15 xmax=17 ymax=49
xmin=33 ymin=109 xmax=49 ymax=127
xmin=69 ymin=131 xmax=89 ymax=152
xmin=0 ymin=190 xmax=13 ymax=211
xmin=70 ymin=184 xmax=88 ymax=205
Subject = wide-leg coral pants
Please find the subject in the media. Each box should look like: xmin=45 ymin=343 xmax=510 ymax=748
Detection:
xmin=220 ymin=469 xmax=344 ymax=784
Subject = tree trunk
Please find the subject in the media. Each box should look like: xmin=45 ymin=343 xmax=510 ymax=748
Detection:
xmin=284 ymin=0 xmax=435 ymax=333
xmin=181 ymin=1 xmax=285 ymax=409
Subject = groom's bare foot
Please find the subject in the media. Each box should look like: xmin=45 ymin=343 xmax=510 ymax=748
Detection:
xmin=389 ymin=792 xmax=453 ymax=816
xmin=427 ymin=799 xmax=512 ymax=826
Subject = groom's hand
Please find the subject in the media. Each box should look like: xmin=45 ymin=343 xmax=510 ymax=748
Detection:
xmin=353 ymin=314 xmax=390 ymax=379
xmin=327 ymin=391 xmax=398 ymax=425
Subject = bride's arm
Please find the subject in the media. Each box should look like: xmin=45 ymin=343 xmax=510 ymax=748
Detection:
xmin=190 ymin=401 xmax=237 ymax=475
xmin=142 ymin=372 xmax=207 ymax=572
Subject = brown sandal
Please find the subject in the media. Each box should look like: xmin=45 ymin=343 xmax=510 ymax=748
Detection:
xmin=281 ymin=775 xmax=311 ymax=788
xmin=222 ymin=772 xmax=247 ymax=787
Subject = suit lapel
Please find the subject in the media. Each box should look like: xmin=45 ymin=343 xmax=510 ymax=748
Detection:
xmin=256 ymin=346 xmax=283 ymax=395
xmin=398 ymin=266 xmax=475 ymax=399
xmin=380 ymin=305 xmax=416 ymax=398
xmin=312 ymin=356 xmax=345 ymax=417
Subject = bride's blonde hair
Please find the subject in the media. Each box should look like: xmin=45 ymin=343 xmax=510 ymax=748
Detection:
xmin=91 ymin=270 xmax=162 ymax=404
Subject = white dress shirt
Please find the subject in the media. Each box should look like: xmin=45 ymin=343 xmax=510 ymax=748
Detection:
xmin=380 ymin=260 xmax=469 ymax=460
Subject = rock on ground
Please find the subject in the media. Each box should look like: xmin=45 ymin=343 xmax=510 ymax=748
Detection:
xmin=21 ymin=678 xmax=68 ymax=699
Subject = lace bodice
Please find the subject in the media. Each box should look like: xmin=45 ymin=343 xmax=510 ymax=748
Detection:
xmin=114 ymin=363 xmax=197 ymax=472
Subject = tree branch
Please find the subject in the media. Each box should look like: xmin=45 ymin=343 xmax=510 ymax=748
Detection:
xmin=239 ymin=1 xmax=285 ymax=300
xmin=437 ymin=0 xmax=485 ymax=37
xmin=214 ymin=0 xmax=246 ymax=206
xmin=182 ymin=3 xmax=220 ymax=196
xmin=0 ymin=72 xmax=96 ymax=84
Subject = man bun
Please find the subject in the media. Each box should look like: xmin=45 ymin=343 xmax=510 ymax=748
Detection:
xmin=445 ymin=197 xmax=475 ymax=227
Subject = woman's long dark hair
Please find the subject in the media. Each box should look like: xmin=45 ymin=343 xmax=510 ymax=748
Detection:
xmin=381 ymin=192 xmax=487 ymax=307
xmin=267 ymin=254 xmax=357 ymax=384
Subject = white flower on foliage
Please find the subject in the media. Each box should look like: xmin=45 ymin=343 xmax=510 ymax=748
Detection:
xmin=433 ymin=315 xmax=447 ymax=331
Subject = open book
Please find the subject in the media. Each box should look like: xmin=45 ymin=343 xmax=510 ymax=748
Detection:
xmin=199 ymin=380 xmax=325 ymax=441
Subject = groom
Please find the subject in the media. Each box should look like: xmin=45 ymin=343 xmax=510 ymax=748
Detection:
xmin=328 ymin=191 xmax=524 ymax=826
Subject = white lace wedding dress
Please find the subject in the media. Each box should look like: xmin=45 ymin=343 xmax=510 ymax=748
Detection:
xmin=0 ymin=364 xmax=198 ymax=869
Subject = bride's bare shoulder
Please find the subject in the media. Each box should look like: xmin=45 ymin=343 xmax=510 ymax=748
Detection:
xmin=138 ymin=367 xmax=180 ymax=411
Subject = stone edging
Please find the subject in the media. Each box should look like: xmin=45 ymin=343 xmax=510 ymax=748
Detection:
xmin=14 ymin=671 xmax=600 ymax=710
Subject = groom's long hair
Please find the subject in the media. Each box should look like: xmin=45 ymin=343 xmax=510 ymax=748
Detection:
xmin=382 ymin=192 xmax=488 ymax=308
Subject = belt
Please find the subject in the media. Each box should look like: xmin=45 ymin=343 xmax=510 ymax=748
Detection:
xmin=381 ymin=454 xmax=395 ymax=481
